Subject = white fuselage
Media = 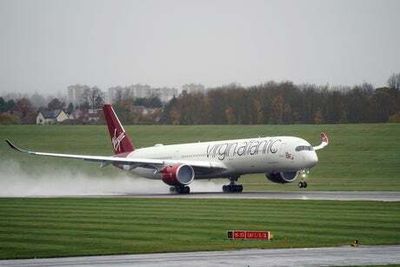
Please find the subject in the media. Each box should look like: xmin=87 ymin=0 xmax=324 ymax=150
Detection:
xmin=121 ymin=136 xmax=318 ymax=180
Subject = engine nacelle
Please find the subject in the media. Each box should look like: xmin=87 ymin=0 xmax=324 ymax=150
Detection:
xmin=161 ymin=164 xmax=195 ymax=186
xmin=266 ymin=171 xmax=299 ymax=184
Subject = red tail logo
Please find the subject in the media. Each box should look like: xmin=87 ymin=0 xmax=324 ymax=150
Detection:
xmin=112 ymin=129 xmax=126 ymax=152
xmin=103 ymin=104 xmax=135 ymax=154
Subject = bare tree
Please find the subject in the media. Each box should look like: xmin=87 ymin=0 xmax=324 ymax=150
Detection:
xmin=82 ymin=87 xmax=105 ymax=110
xmin=13 ymin=98 xmax=36 ymax=124
xmin=387 ymin=73 xmax=400 ymax=90
xmin=47 ymin=98 xmax=65 ymax=110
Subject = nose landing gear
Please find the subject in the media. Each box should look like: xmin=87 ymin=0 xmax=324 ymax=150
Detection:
xmin=222 ymin=176 xmax=243 ymax=193
xmin=298 ymin=180 xmax=308 ymax=188
xmin=298 ymin=169 xmax=309 ymax=189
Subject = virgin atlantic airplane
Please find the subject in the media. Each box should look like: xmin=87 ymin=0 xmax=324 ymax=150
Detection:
xmin=6 ymin=104 xmax=328 ymax=194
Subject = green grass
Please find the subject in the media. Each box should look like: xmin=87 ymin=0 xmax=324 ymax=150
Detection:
xmin=0 ymin=198 xmax=399 ymax=259
xmin=1 ymin=124 xmax=400 ymax=191
xmin=0 ymin=125 xmax=399 ymax=259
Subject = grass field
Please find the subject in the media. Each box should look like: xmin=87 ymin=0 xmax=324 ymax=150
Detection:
xmin=0 ymin=123 xmax=399 ymax=191
xmin=0 ymin=198 xmax=399 ymax=259
xmin=0 ymin=124 xmax=399 ymax=259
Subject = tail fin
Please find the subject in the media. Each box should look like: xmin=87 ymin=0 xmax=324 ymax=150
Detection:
xmin=103 ymin=104 xmax=135 ymax=154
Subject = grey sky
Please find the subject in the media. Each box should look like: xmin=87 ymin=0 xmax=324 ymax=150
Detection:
xmin=0 ymin=0 xmax=399 ymax=94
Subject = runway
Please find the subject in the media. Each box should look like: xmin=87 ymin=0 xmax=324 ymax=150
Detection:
xmin=116 ymin=191 xmax=400 ymax=202
xmin=1 ymin=245 xmax=400 ymax=267
xmin=7 ymin=191 xmax=400 ymax=201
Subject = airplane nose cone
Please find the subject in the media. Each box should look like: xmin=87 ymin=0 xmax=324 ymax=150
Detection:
xmin=306 ymin=151 xmax=318 ymax=168
xmin=308 ymin=152 xmax=318 ymax=168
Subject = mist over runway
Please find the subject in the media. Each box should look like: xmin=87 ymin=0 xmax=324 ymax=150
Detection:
xmin=1 ymin=157 xmax=399 ymax=201
xmin=0 ymin=159 xmax=223 ymax=197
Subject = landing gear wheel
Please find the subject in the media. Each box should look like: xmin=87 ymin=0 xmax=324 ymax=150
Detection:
xmin=223 ymin=185 xmax=228 ymax=193
xmin=222 ymin=175 xmax=243 ymax=193
xmin=298 ymin=181 xmax=308 ymax=189
xmin=236 ymin=184 xmax=243 ymax=192
xmin=176 ymin=186 xmax=190 ymax=194
xmin=222 ymin=184 xmax=243 ymax=193
xmin=183 ymin=186 xmax=190 ymax=194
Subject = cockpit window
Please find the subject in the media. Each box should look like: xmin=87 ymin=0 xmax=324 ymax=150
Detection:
xmin=295 ymin=145 xmax=314 ymax=152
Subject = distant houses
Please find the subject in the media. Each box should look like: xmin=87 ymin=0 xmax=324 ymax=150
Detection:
xmin=71 ymin=108 xmax=101 ymax=123
xmin=36 ymin=110 xmax=70 ymax=125
xmin=35 ymin=102 xmax=161 ymax=125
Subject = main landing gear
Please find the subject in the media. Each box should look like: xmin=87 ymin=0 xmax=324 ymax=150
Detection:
xmin=222 ymin=176 xmax=243 ymax=193
xmin=170 ymin=185 xmax=190 ymax=194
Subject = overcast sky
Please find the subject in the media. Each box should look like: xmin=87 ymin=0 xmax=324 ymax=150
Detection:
xmin=0 ymin=0 xmax=399 ymax=94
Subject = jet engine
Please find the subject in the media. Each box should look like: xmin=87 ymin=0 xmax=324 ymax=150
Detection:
xmin=266 ymin=171 xmax=299 ymax=184
xmin=161 ymin=164 xmax=195 ymax=186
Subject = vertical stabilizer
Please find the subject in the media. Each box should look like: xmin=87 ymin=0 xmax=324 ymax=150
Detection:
xmin=103 ymin=104 xmax=135 ymax=154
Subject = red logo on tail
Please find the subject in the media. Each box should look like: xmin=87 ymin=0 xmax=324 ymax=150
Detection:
xmin=103 ymin=104 xmax=135 ymax=154
xmin=112 ymin=129 xmax=126 ymax=152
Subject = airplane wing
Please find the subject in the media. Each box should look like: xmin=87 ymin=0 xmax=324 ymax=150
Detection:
xmin=313 ymin=132 xmax=329 ymax=151
xmin=5 ymin=139 xmax=227 ymax=173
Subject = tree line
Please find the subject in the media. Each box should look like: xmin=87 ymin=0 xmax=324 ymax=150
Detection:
xmin=161 ymin=80 xmax=400 ymax=125
xmin=1 ymin=73 xmax=400 ymax=125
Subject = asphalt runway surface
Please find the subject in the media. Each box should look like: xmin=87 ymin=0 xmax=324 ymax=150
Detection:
xmin=116 ymin=191 xmax=400 ymax=201
xmin=1 ymin=245 xmax=400 ymax=267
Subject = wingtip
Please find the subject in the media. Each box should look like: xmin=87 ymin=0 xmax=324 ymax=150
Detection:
xmin=5 ymin=139 xmax=25 ymax=152
xmin=5 ymin=139 xmax=16 ymax=149
xmin=320 ymin=132 xmax=329 ymax=144
xmin=313 ymin=132 xmax=329 ymax=151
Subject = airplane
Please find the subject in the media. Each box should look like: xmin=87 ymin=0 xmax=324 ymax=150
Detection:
xmin=5 ymin=104 xmax=329 ymax=194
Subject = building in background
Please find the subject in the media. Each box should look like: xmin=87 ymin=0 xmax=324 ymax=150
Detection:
xmin=67 ymin=84 xmax=90 ymax=106
xmin=67 ymin=84 xmax=179 ymax=106
xmin=36 ymin=109 xmax=69 ymax=125
xmin=149 ymin=87 xmax=178 ymax=103
xmin=181 ymin=83 xmax=206 ymax=94
xmin=108 ymin=84 xmax=177 ymax=103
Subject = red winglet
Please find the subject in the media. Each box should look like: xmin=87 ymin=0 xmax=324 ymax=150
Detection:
xmin=321 ymin=132 xmax=329 ymax=144
xmin=103 ymin=104 xmax=135 ymax=154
